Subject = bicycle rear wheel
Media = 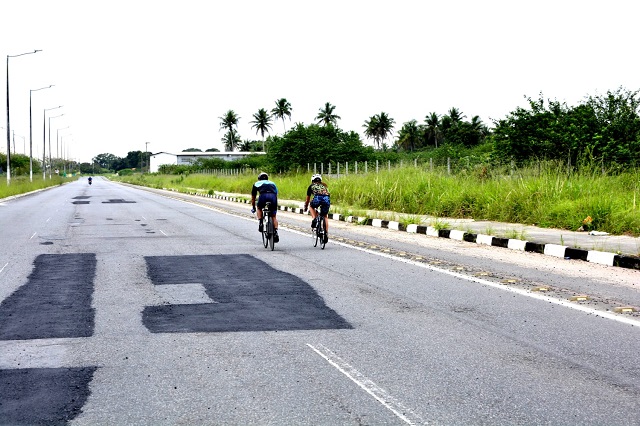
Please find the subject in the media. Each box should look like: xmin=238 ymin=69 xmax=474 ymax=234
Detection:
xmin=267 ymin=216 xmax=275 ymax=251
xmin=319 ymin=216 xmax=326 ymax=249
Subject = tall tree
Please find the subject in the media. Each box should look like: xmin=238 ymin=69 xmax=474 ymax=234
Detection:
xmin=397 ymin=120 xmax=422 ymax=152
xmin=249 ymin=108 xmax=273 ymax=151
xmin=219 ymin=110 xmax=240 ymax=152
xmin=271 ymin=98 xmax=292 ymax=132
xmin=222 ymin=128 xmax=241 ymax=152
xmin=316 ymin=102 xmax=341 ymax=126
xmin=424 ymin=112 xmax=443 ymax=148
xmin=363 ymin=112 xmax=395 ymax=149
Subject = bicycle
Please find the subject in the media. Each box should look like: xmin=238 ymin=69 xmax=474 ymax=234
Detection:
xmin=313 ymin=205 xmax=328 ymax=249
xmin=260 ymin=202 xmax=275 ymax=251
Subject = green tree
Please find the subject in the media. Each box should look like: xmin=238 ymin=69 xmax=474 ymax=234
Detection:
xmin=182 ymin=148 xmax=202 ymax=152
xmin=222 ymin=128 xmax=242 ymax=152
xmin=363 ymin=112 xmax=395 ymax=149
xmin=249 ymin=108 xmax=273 ymax=151
xmin=219 ymin=110 xmax=240 ymax=151
xmin=316 ymin=102 xmax=341 ymax=126
xmin=396 ymin=120 xmax=423 ymax=152
xmin=93 ymin=153 xmax=119 ymax=170
xmin=271 ymin=98 xmax=292 ymax=132
xmin=424 ymin=112 xmax=443 ymax=148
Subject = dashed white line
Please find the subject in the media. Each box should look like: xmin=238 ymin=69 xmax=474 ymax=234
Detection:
xmin=30 ymin=232 xmax=37 ymax=239
xmin=307 ymin=343 xmax=425 ymax=425
xmin=0 ymin=263 xmax=7 ymax=274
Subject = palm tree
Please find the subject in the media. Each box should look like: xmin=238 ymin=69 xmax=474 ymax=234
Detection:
xmin=222 ymin=128 xmax=241 ymax=152
xmin=363 ymin=115 xmax=381 ymax=148
xmin=397 ymin=120 xmax=422 ymax=152
xmin=447 ymin=107 xmax=465 ymax=124
xmin=249 ymin=108 xmax=273 ymax=151
xmin=219 ymin=110 xmax=240 ymax=152
xmin=424 ymin=112 xmax=443 ymax=148
xmin=363 ymin=112 xmax=395 ymax=149
xmin=315 ymin=102 xmax=341 ymax=126
xmin=271 ymin=98 xmax=292 ymax=133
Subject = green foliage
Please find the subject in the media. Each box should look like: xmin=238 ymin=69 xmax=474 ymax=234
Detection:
xmin=492 ymin=88 xmax=640 ymax=167
xmin=266 ymin=123 xmax=373 ymax=172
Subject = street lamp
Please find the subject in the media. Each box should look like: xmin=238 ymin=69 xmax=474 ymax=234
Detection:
xmin=57 ymin=126 xmax=70 ymax=173
xmin=145 ymin=141 xmax=150 ymax=173
xmin=48 ymin=113 xmax=63 ymax=179
xmin=29 ymin=85 xmax=53 ymax=181
xmin=6 ymin=49 xmax=42 ymax=185
xmin=43 ymin=106 xmax=62 ymax=179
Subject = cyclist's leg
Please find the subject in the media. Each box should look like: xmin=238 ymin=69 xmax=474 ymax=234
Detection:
xmin=256 ymin=196 xmax=265 ymax=231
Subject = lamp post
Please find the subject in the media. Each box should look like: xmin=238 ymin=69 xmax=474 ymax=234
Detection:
xmin=43 ymin=106 xmax=62 ymax=179
xmin=48 ymin=113 xmax=63 ymax=178
xmin=6 ymin=49 xmax=42 ymax=185
xmin=57 ymin=126 xmax=70 ymax=173
xmin=145 ymin=141 xmax=150 ymax=173
xmin=29 ymin=85 xmax=53 ymax=181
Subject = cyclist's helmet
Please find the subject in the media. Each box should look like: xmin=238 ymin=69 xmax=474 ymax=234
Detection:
xmin=258 ymin=172 xmax=268 ymax=180
xmin=311 ymin=174 xmax=322 ymax=182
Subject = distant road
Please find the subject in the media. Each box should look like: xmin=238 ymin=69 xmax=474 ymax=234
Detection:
xmin=1 ymin=178 xmax=639 ymax=425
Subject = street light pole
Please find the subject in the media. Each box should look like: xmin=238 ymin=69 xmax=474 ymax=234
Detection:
xmin=145 ymin=141 xmax=150 ymax=173
xmin=57 ymin=126 xmax=69 ymax=174
xmin=6 ymin=49 xmax=42 ymax=185
xmin=29 ymin=85 xmax=53 ymax=181
xmin=43 ymin=106 xmax=62 ymax=179
xmin=48 ymin=114 xmax=63 ymax=179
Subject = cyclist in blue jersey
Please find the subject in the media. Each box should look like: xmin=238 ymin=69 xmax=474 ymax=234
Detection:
xmin=250 ymin=172 xmax=279 ymax=243
xmin=304 ymin=173 xmax=330 ymax=242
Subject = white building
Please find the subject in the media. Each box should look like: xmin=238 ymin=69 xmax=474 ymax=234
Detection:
xmin=149 ymin=151 xmax=264 ymax=173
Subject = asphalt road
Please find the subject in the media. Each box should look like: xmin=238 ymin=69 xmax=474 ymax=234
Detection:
xmin=1 ymin=177 xmax=639 ymax=425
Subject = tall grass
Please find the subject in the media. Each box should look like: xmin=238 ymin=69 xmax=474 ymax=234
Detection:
xmin=0 ymin=175 xmax=70 ymax=199
xmin=114 ymin=163 xmax=640 ymax=236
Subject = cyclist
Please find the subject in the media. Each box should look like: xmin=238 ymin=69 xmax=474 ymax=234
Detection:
xmin=250 ymin=172 xmax=279 ymax=243
xmin=304 ymin=173 xmax=330 ymax=242
xmin=88 ymin=176 xmax=93 ymax=185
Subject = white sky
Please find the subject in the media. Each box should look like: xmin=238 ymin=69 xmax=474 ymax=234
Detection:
xmin=2 ymin=0 xmax=638 ymax=163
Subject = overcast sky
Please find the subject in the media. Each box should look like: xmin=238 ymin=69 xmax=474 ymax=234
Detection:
xmin=2 ymin=0 xmax=638 ymax=163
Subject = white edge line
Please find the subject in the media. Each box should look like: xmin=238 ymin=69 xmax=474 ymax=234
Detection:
xmin=159 ymin=230 xmax=168 ymax=236
xmin=0 ymin=263 xmax=7 ymax=274
xmin=181 ymin=196 xmax=640 ymax=327
xmin=30 ymin=232 xmax=37 ymax=239
xmin=307 ymin=343 xmax=422 ymax=425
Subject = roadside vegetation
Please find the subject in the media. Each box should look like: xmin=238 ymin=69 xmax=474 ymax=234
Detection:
xmin=114 ymin=160 xmax=640 ymax=237
xmin=4 ymin=88 xmax=639 ymax=236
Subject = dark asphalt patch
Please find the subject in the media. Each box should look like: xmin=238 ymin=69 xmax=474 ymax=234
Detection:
xmin=72 ymin=201 xmax=90 ymax=204
xmin=143 ymin=255 xmax=352 ymax=333
xmin=0 ymin=254 xmax=96 ymax=340
xmin=0 ymin=367 xmax=97 ymax=425
xmin=102 ymin=199 xmax=135 ymax=204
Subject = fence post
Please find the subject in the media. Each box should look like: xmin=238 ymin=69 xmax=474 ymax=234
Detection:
xmin=376 ymin=160 xmax=379 ymax=173
xmin=447 ymin=158 xmax=451 ymax=175
xmin=355 ymin=161 xmax=358 ymax=174
xmin=365 ymin=161 xmax=368 ymax=173
xmin=346 ymin=162 xmax=348 ymax=175
xmin=337 ymin=162 xmax=340 ymax=177
xmin=388 ymin=160 xmax=391 ymax=172
xmin=414 ymin=158 xmax=417 ymax=167
xmin=321 ymin=163 xmax=324 ymax=175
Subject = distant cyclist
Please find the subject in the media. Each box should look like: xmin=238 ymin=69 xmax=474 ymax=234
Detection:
xmin=304 ymin=174 xmax=330 ymax=241
xmin=250 ymin=172 xmax=279 ymax=243
xmin=88 ymin=176 xmax=93 ymax=185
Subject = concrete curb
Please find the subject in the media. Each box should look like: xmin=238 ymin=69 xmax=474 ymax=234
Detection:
xmin=184 ymin=190 xmax=640 ymax=271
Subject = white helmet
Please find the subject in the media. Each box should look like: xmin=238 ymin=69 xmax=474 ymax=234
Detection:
xmin=311 ymin=174 xmax=322 ymax=182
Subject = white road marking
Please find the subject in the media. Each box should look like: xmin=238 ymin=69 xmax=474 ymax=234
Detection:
xmin=308 ymin=343 xmax=425 ymax=425
xmin=0 ymin=263 xmax=7 ymax=274
xmin=46 ymin=217 xmax=51 ymax=222
xmin=159 ymin=230 xmax=168 ymax=236
xmin=30 ymin=232 xmax=37 ymax=239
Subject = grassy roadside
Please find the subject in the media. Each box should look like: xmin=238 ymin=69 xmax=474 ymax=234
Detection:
xmin=0 ymin=175 xmax=75 ymax=199
xmin=112 ymin=164 xmax=640 ymax=237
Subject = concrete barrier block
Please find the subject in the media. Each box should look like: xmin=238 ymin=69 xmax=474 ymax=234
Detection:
xmin=544 ymin=244 xmax=567 ymax=258
xmin=476 ymin=234 xmax=493 ymax=246
xmin=587 ymin=250 xmax=616 ymax=266
xmin=507 ymin=239 xmax=528 ymax=251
